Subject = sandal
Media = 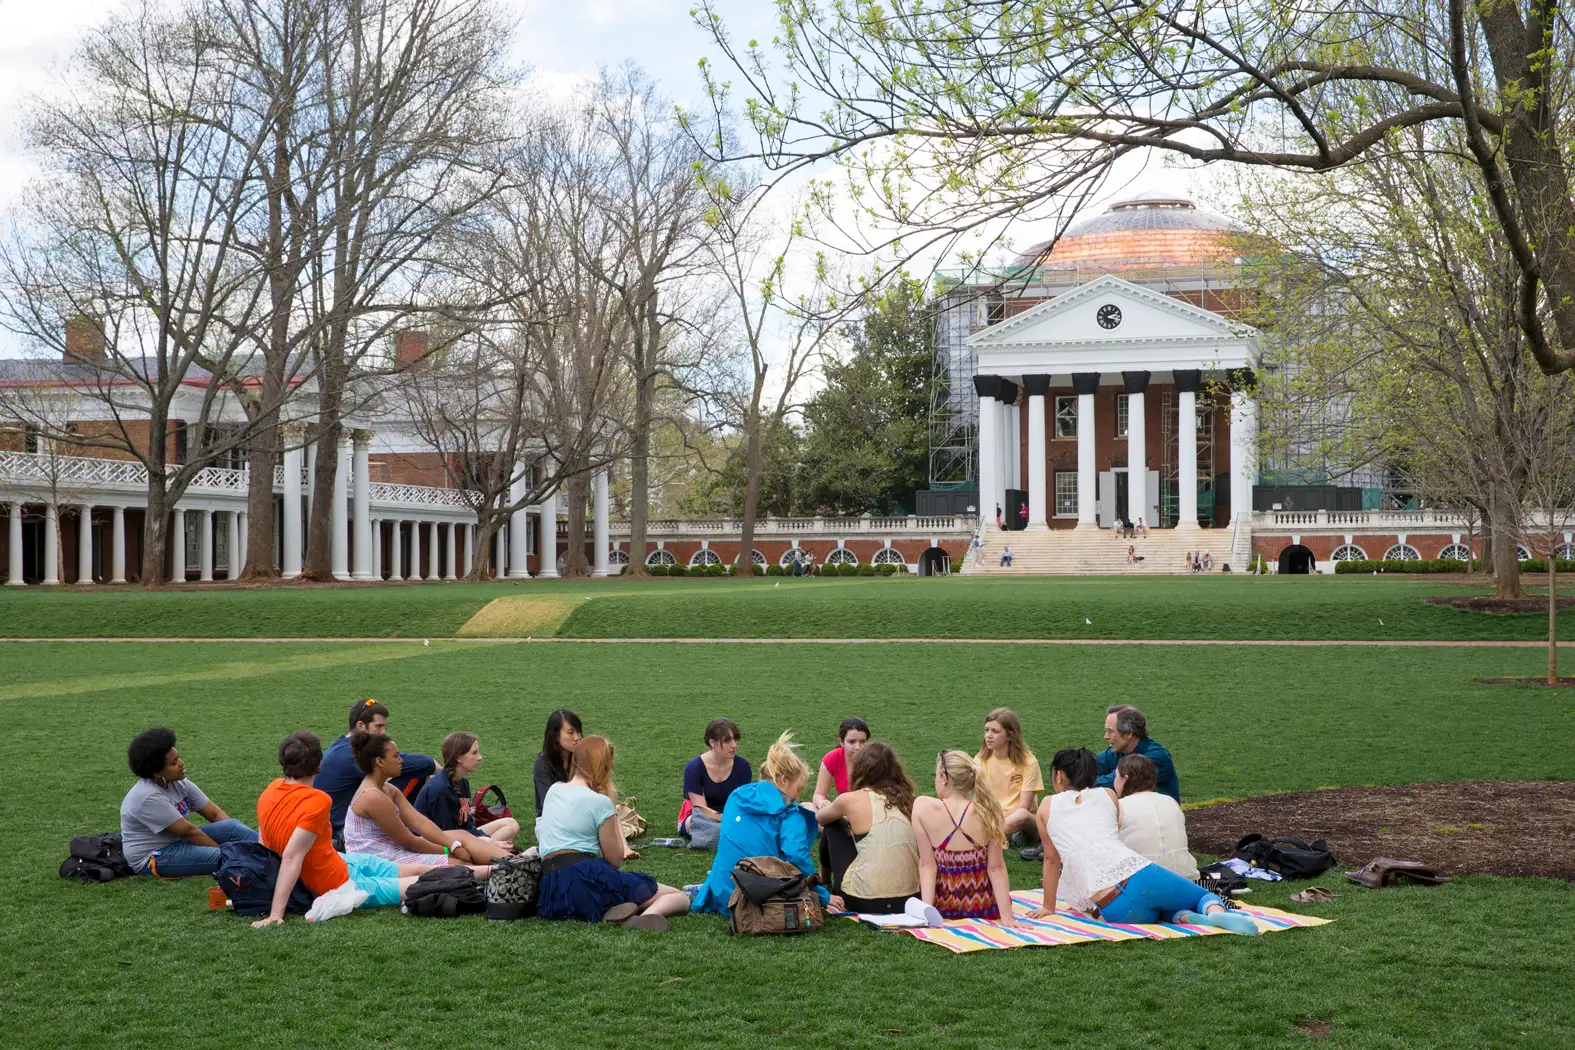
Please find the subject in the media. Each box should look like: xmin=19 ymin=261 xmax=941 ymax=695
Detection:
xmin=1289 ymin=886 xmax=1336 ymax=903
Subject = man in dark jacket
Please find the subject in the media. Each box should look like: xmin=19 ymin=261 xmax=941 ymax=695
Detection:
xmin=318 ymin=698 xmax=436 ymax=849
xmin=1094 ymin=705 xmax=1180 ymax=801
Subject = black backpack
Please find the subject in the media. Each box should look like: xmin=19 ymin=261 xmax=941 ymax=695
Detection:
xmin=1233 ymin=834 xmax=1337 ymax=879
xmin=59 ymin=832 xmax=135 ymax=883
xmin=402 ymin=866 xmax=487 ymax=918
xmin=214 ymin=841 xmax=317 ymax=917
xmin=1196 ymin=861 xmax=1248 ymax=903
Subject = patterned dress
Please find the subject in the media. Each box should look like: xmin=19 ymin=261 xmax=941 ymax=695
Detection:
xmin=932 ymin=803 xmax=1000 ymax=920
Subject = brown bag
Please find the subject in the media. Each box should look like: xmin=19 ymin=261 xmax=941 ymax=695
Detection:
xmin=617 ymin=796 xmax=647 ymax=841
xmin=1343 ymin=857 xmax=1450 ymax=888
xmin=726 ymin=855 xmax=824 ymax=935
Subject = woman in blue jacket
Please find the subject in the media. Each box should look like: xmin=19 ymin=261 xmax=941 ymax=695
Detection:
xmin=691 ymin=731 xmax=841 ymax=914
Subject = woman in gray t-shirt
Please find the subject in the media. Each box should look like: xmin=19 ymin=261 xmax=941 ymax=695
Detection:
xmin=120 ymin=728 xmax=257 ymax=877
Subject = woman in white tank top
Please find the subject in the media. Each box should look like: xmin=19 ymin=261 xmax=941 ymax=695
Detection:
xmin=1027 ymin=748 xmax=1257 ymax=934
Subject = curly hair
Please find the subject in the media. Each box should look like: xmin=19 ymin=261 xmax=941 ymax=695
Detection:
xmin=128 ymin=728 xmax=177 ymax=779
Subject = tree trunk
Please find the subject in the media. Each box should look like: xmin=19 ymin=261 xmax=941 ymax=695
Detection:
xmin=469 ymin=508 xmax=499 ymax=582
xmin=624 ymin=368 xmax=654 ymax=578
xmin=1488 ymin=485 xmax=1523 ymax=598
xmin=563 ymin=472 xmax=590 ymax=578
xmin=1549 ymin=531 xmax=1560 ymax=686
xmin=738 ymin=402 xmax=764 ymax=577
xmin=242 ymin=415 xmax=279 ymax=579
xmin=303 ymin=417 xmax=342 ymax=580
xmin=141 ymin=483 xmax=170 ymax=590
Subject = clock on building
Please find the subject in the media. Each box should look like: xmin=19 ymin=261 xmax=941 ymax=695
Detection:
xmin=1096 ymin=303 xmax=1123 ymax=329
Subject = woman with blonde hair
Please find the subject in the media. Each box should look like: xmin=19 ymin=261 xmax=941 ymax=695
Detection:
xmin=535 ymin=735 xmax=690 ymax=930
xmin=691 ymin=731 xmax=837 ymax=915
xmin=975 ymin=708 xmax=1044 ymax=840
xmin=912 ymin=750 xmax=1019 ymax=924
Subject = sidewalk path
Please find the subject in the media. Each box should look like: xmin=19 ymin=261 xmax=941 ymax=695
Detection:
xmin=0 ymin=636 xmax=1565 ymax=647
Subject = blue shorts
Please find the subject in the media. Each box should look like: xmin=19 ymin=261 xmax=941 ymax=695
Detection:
xmin=343 ymin=852 xmax=402 ymax=908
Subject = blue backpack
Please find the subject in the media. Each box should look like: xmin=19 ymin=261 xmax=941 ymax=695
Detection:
xmin=214 ymin=841 xmax=316 ymax=917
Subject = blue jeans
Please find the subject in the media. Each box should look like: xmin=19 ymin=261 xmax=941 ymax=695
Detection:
xmin=142 ymin=819 xmax=259 ymax=878
xmin=1098 ymin=862 xmax=1222 ymax=924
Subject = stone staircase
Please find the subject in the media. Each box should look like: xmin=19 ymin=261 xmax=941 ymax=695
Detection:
xmin=961 ymin=523 xmax=1240 ymax=575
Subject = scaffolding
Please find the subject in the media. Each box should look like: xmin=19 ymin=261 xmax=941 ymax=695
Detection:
xmin=1159 ymin=390 xmax=1216 ymax=528
xmin=927 ymin=289 xmax=984 ymax=488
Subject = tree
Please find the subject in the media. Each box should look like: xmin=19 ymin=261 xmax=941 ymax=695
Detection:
xmin=0 ymin=2 xmax=290 ymax=587
xmin=797 ymin=278 xmax=934 ymax=515
xmin=694 ymin=0 xmax=1575 ymax=375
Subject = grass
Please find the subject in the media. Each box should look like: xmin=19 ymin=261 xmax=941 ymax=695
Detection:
xmin=1 ymin=574 xmax=1573 ymax=641
xmin=5 ymin=637 xmax=1574 ymax=1049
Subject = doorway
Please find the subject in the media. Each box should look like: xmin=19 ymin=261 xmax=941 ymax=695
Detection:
xmin=1278 ymin=544 xmax=1315 ymax=574
xmin=1113 ymin=468 xmax=1129 ymax=524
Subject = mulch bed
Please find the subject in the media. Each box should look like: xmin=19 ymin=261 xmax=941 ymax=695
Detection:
xmin=1424 ymin=595 xmax=1575 ymax=614
xmin=1474 ymin=677 xmax=1575 ymax=688
xmin=1186 ymin=780 xmax=1575 ymax=880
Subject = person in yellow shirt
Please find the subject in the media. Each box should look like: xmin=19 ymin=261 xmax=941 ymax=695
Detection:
xmin=973 ymin=708 xmax=1043 ymax=842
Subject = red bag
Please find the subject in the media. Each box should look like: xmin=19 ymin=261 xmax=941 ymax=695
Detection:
xmin=472 ymin=784 xmax=511 ymax=826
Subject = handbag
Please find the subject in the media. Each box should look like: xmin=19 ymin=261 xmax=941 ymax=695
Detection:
xmin=472 ymin=784 xmax=511 ymax=827
xmin=727 ymin=856 xmax=823 ymax=935
xmin=617 ymin=796 xmax=647 ymax=841
xmin=485 ymin=846 xmax=541 ymax=920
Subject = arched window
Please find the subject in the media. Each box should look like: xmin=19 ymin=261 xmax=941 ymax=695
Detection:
xmin=1516 ymin=545 xmax=1532 ymax=562
xmin=609 ymin=549 xmax=630 ymax=565
xmin=1383 ymin=544 xmax=1421 ymax=561
xmin=872 ymin=548 xmax=905 ymax=566
xmin=1438 ymin=544 xmax=1472 ymax=562
xmin=645 ymin=549 xmax=676 ymax=566
xmin=1557 ymin=544 xmax=1575 ymax=561
xmin=689 ymin=549 xmax=722 ymax=567
xmin=826 ymin=548 xmax=858 ymax=566
xmin=1331 ymin=544 xmax=1367 ymax=562
xmin=779 ymin=549 xmax=806 ymax=567
xmin=735 ymin=549 xmax=766 ymax=566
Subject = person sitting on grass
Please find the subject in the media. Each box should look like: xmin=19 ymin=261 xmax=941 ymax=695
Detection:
xmin=319 ymin=698 xmax=437 ymax=848
xmin=812 ymin=716 xmax=870 ymax=809
xmin=413 ymin=732 xmax=521 ymax=848
xmin=1114 ymin=754 xmax=1198 ymax=880
xmin=344 ymin=732 xmax=495 ymax=874
xmin=1028 ymin=748 xmax=1256 ymax=934
xmin=533 ymin=709 xmax=583 ymax=818
xmin=252 ymin=731 xmax=437 ymax=926
xmin=536 ymin=735 xmax=690 ymax=931
xmin=120 ymin=727 xmax=258 ymax=878
xmin=975 ymin=708 xmax=1043 ymax=844
xmin=1094 ymin=705 xmax=1180 ymax=801
xmin=679 ymin=717 xmax=752 ymax=845
xmin=692 ymin=731 xmax=838 ymax=915
xmin=913 ymin=750 xmax=1019 ymax=925
xmin=816 ymin=742 xmax=921 ymax=914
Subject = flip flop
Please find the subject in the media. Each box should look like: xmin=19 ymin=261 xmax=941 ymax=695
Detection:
xmin=600 ymin=902 xmax=640 ymax=924
xmin=1289 ymin=886 xmax=1336 ymax=903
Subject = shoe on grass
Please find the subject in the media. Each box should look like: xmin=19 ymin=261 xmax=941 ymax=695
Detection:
xmin=600 ymin=902 xmax=640 ymax=924
xmin=1018 ymin=844 xmax=1045 ymax=862
xmin=620 ymin=913 xmax=670 ymax=932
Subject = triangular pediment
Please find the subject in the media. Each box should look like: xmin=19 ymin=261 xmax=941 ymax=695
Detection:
xmin=965 ymin=274 xmax=1253 ymax=349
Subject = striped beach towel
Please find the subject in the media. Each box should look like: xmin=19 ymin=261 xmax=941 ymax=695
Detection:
xmin=849 ymin=889 xmax=1331 ymax=954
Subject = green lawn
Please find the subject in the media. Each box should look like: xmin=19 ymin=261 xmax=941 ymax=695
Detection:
xmin=0 ymin=574 xmax=1571 ymax=641
xmin=5 ymin=638 xmax=1573 ymax=1049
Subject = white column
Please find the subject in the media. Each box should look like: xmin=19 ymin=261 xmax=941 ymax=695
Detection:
xmin=494 ymin=520 xmax=506 ymax=579
xmin=1178 ymin=386 xmax=1200 ymax=529
xmin=111 ymin=506 xmax=127 ymax=584
xmin=508 ymin=474 xmax=531 ymax=578
xmin=592 ymin=470 xmax=611 ymax=577
xmin=75 ymin=505 xmax=94 ymax=584
xmin=409 ymin=519 xmax=423 ymax=580
xmin=169 ymin=508 xmax=185 ymax=584
xmin=536 ymin=488 xmax=559 ymax=578
xmin=227 ymin=511 xmax=243 ymax=578
xmin=462 ymin=523 xmax=474 ymax=578
xmin=281 ymin=424 xmax=304 ymax=578
xmin=389 ymin=521 xmax=403 ymax=581
xmin=42 ymin=504 xmax=60 ymax=585
xmin=1076 ymin=379 xmax=1098 ymax=526
xmin=428 ymin=522 xmax=440 ymax=579
xmin=1230 ymin=383 xmax=1258 ymax=523
xmin=1127 ymin=385 xmax=1147 ymax=525
xmin=371 ymin=519 xmax=382 ymax=580
xmin=976 ymin=386 xmax=998 ymax=525
xmin=198 ymin=509 xmax=214 ymax=582
xmin=304 ymin=439 xmax=317 ymax=520
xmin=331 ymin=435 xmax=350 ymax=580
xmin=351 ymin=430 xmax=374 ymax=580
xmin=6 ymin=503 xmax=23 ymax=586
xmin=238 ymin=511 xmax=248 ymax=569
xmin=444 ymin=522 xmax=457 ymax=581
xmin=1025 ymin=378 xmax=1048 ymax=528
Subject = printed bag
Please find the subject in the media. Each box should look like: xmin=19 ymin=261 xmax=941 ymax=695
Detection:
xmin=485 ymin=847 xmax=541 ymax=921
xmin=727 ymin=855 xmax=824 ymax=936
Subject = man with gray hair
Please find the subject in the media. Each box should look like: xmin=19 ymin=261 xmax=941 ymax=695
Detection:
xmin=1095 ymin=705 xmax=1179 ymax=801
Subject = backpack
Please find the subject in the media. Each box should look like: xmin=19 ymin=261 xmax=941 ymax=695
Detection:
xmin=726 ymin=856 xmax=824 ymax=936
xmin=484 ymin=848 xmax=540 ymax=920
xmin=60 ymin=832 xmax=135 ymax=883
xmin=402 ymin=866 xmax=487 ymax=918
xmin=214 ymin=841 xmax=316 ymax=917
xmin=1196 ymin=861 xmax=1248 ymax=905
xmin=1233 ymin=834 xmax=1337 ymax=879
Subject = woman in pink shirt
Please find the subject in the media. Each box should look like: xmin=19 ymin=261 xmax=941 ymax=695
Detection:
xmin=812 ymin=717 xmax=870 ymax=809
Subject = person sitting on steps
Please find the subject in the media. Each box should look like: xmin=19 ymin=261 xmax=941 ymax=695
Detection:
xmin=913 ymin=750 xmax=1018 ymax=925
xmin=1029 ymin=748 xmax=1256 ymax=934
xmin=816 ymin=742 xmax=921 ymax=914
xmin=1000 ymin=546 xmax=1014 ymax=567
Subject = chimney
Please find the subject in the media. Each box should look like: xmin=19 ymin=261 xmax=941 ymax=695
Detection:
xmin=393 ymin=329 xmax=430 ymax=370
xmin=64 ymin=316 xmax=106 ymax=364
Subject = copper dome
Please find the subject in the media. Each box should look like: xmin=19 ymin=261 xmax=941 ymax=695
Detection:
xmin=1013 ymin=197 xmax=1242 ymax=273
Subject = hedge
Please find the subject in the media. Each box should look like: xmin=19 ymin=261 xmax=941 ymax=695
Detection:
xmin=1335 ymin=558 xmax=1486 ymax=574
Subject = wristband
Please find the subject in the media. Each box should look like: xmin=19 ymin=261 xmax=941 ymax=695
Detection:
xmin=442 ymin=845 xmax=450 ymax=856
